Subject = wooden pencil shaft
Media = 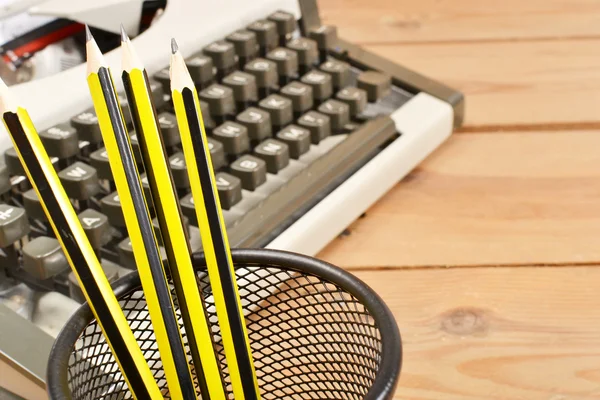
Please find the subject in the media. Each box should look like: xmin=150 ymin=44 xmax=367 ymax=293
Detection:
xmin=92 ymin=67 xmax=197 ymax=399
xmin=2 ymin=110 xmax=160 ymax=399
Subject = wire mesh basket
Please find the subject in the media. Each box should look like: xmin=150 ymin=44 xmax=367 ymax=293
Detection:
xmin=47 ymin=248 xmax=402 ymax=399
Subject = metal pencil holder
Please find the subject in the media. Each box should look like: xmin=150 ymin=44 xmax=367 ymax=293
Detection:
xmin=47 ymin=248 xmax=402 ymax=399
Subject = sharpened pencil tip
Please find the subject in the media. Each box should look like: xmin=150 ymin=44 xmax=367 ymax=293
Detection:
xmin=86 ymin=26 xmax=107 ymax=73
xmin=85 ymin=24 xmax=92 ymax=42
xmin=120 ymin=24 xmax=129 ymax=42
xmin=171 ymin=38 xmax=178 ymax=55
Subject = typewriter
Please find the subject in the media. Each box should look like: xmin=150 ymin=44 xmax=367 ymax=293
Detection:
xmin=0 ymin=0 xmax=463 ymax=396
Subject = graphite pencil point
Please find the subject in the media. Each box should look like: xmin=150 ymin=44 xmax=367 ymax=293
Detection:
xmin=171 ymin=38 xmax=179 ymax=55
xmin=85 ymin=24 xmax=92 ymax=42
xmin=120 ymin=24 xmax=129 ymax=43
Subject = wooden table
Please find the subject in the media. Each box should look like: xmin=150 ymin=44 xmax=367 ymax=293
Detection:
xmin=316 ymin=1 xmax=600 ymax=398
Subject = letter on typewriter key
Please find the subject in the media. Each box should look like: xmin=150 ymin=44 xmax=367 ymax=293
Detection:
xmin=266 ymin=48 xmax=298 ymax=81
xmin=276 ymin=125 xmax=311 ymax=159
xmin=336 ymin=87 xmax=368 ymax=117
xmin=153 ymin=66 xmax=171 ymax=93
xmin=157 ymin=112 xmax=181 ymax=147
xmin=0 ymin=204 xmax=29 ymax=247
xmin=259 ymin=94 xmax=293 ymax=127
xmin=203 ymin=40 xmax=236 ymax=72
xmin=58 ymin=162 xmax=100 ymax=200
xmin=247 ymin=20 xmax=278 ymax=54
xmin=179 ymin=193 xmax=198 ymax=226
xmin=199 ymin=101 xmax=216 ymax=130
xmin=89 ymin=148 xmax=113 ymax=181
xmin=287 ymin=38 xmax=318 ymax=70
xmin=70 ymin=109 xmax=103 ymax=144
xmin=207 ymin=138 xmax=226 ymax=170
xmin=309 ymin=25 xmax=338 ymax=57
xmin=23 ymin=189 xmax=47 ymax=221
xmin=236 ymin=107 xmax=272 ymax=141
xmin=78 ymin=209 xmax=109 ymax=250
xmin=230 ymin=155 xmax=267 ymax=190
xmin=222 ymin=71 xmax=258 ymax=104
xmin=319 ymin=60 xmax=351 ymax=90
xmin=356 ymin=71 xmax=392 ymax=102
xmin=298 ymin=111 xmax=331 ymax=144
xmin=280 ymin=81 xmax=313 ymax=114
xmin=244 ymin=58 xmax=278 ymax=91
xmin=117 ymin=239 xmax=135 ymax=269
xmin=301 ymin=70 xmax=333 ymax=102
xmin=213 ymin=122 xmax=250 ymax=156
xmin=226 ymin=30 xmax=258 ymax=60
xmin=254 ymin=139 xmax=290 ymax=173
xmin=318 ymin=99 xmax=350 ymax=132
xmin=169 ymin=152 xmax=190 ymax=189
xmin=268 ymin=10 xmax=297 ymax=38
xmin=181 ymin=193 xmax=242 ymax=229
xmin=101 ymin=192 xmax=125 ymax=228
xmin=185 ymin=54 xmax=214 ymax=87
xmin=215 ymin=172 xmax=243 ymax=209
xmin=39 ymin=123 xmax=79 ymax=159
xmin=22 ymin=237 xmax=68 ymax=280
xmin=199 ymin=84 xmax=236 ymax=117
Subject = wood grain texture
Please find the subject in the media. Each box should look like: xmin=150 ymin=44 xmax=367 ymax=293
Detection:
xmin=364 ymin=40 xmax=600 ymax=128
xmin=318 ymin=131 xmax=600 ymax=269
xmin=0 ymin=359 xmax=45 ymax=399
xmin=353 ymin=266 xmax=600 ymax=400
xmin=313 ymin=1 xmax=600 ymax=399
xmin=318 ymin=0 xmax=600 ymax=44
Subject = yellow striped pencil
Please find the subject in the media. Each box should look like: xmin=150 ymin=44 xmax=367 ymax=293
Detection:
xmin=170 ymin=38 xmax=261 ymax=400
xmin=119 ymin=28 xmax=226 ymax=399
xmin=0 ymin=78 xmax=163 ymax=399
xmin=85 ymin=27 xmax=197 ymax=400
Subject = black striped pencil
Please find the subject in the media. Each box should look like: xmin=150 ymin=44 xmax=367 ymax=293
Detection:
xmin=85 ymin=27 xmax=197 ymax=400
xmin=0 ymin=77 xmax=163 ymax=400
xmin=119 ymin=28 xmax=226 ymax=399
xmin=170 ymin=38 xmax=261 ymax=400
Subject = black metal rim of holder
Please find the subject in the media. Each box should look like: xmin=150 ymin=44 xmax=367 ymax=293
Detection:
xmin=46 ymin=248 xmax=402 ymax=400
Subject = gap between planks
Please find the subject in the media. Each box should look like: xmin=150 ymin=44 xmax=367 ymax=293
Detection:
xmin=344 ymin=261 xmax=600 ymax=273
xmin=318 ymin=130 xmax=600 ymax=268
xmin=457 ymin=122 xmax=600 ymax=133
xmin=318 ymin=0 xmax=600 ymax=45
xmin=356 ymin=34 xmax=600 ymax=47
xmin=354 ymin=266 xmax=600 ymax=400
xmin=362 ymin=38 xmax=600 ymax=128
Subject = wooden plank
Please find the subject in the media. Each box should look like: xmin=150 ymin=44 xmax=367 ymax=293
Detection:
xmin=318 ymin=131 xmax=600 ymax=269
xmin=318 ymin=0 xmax=600 ymax=44
xmin=353 ymin=266 xmax=600 ymax=400
xmin=0 ymin=359 xmax=46 ymax=399
xmin=363 ymin=39 xmax=600 ymax=128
